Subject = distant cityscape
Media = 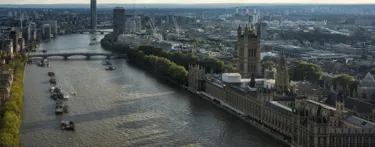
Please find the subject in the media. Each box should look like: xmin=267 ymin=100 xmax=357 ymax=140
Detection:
xmin=1 ymin=3 xmax=375 ymax=147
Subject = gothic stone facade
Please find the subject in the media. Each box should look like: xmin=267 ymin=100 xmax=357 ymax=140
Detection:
xmin=188 ymin=65 xmax=375 ymax=147
xmin=236 ymin=25 xmax=261 ymax=78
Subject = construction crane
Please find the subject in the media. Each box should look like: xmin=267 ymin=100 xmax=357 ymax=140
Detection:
xmin=148 ymin=17 xmax=156 ymax=35
xmin=148 ymin=17 xmax=163 ymax=41
xmin=172 ymin=16 xmax=180 ymax=38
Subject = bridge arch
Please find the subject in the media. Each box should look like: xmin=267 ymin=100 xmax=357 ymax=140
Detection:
xmin=28 ymin=52 xmax=126 ymax=60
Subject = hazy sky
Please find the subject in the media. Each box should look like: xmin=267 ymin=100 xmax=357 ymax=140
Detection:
xmin=0 ymin=0 xmax=374 ymax=4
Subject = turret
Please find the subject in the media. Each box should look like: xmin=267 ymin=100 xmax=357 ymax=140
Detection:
xmin=279 ymin=49 xmax=286 ymax=66
xmin=244 ymin=25 xmax=248 ymax=35
xmin=237 ymin=25 xmax=242 ymax=36
xmin=249 ymin=73 xmax=256 ymax=88
xmin=336 ymin=91 xmax=345 ymax=113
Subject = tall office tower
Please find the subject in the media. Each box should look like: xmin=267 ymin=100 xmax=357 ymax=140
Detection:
xmin=236 ymin=24 xmax=261 ymax=78
xmin=252 ymin=9 xmax=259 ymax=24
xmin=90 ymin=0 xmax=97 ymax=30
xmin=49 ymin=20 xmax=58 ymax=37
xmin=9 ymin=31 xmax=18 ymax=52
xmin=113 ymin=7 xmax=125 ymax=34
xmin=258 ymin=22 xmax=267 ymax=39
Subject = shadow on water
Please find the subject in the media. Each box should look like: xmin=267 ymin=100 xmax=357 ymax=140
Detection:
xmin=40 ymin=80 xmax=50 ymax=84
xmin=41 ymin=103 xmax=56 ymax=116
xmin=127 ymin=131 xmax=168 ymax=142
xmin=22 ymin=99 xmax=154 ymax=133
xmin=117 ymin=117 xmax=168 ymax=129
xmin=118 ymin=62 xmax=185 ymax=91
xmin=122 ymin=130 xmax=194 ymax=147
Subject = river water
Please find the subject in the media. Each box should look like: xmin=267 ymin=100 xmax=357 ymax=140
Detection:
xmin=21 ymin=33 xmax=287 ymax=147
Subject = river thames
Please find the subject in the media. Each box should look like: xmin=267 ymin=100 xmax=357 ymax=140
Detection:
xmin=20 ymin=33 xmax=287 ymax=147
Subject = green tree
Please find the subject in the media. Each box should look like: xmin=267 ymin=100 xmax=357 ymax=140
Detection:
xmin=0 ymin=54 xmax=26 ymax=147
xmin=332 ymin=74 xmax=355 ymax=91
xmin=291 ymin=61 xmax=322 ymax=83
xmin=262 ymin=61 xmax=274 ymax=70
xmin=370 ymin=68 xmax=375 ymax=75
xmin=100 ymin=33 xmax=236 ymax=84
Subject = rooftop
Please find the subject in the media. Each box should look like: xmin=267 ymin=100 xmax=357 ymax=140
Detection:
xmin=307 ymin=99 xmax=336 ymax=111
xmin=269 ymin=101 xmax=293 ymax=112
xmin=324 ymin=91 xmax=375 ymax=113
xmin=344 ymin=116 xmax=375 ymax=128
xmin=360 ymin=72 xmax=375 ymax=87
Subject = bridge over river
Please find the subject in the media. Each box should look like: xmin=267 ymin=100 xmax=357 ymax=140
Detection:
xmin=28 ymin=52 xmax=126 ymax=60
xmin=77 ymin=29 xmax=112 ymax=34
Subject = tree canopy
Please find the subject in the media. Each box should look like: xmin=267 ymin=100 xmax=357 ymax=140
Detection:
xmin=0 ymin=54 xmax=26 ymax=147
xmin=101 ymin=34 xmax=236 ymax=74
xmin=332 ymin=74 xmax=355 ymax=87
xmin=290 ymin=60 xmax=322 ymax=83
xmin=331 ymin=74 xmax=358 ymax=96
xmin=370 ymin=68 xmax=375 ymax=75
xmin=262 ymin=61 xmax=274 ymax=70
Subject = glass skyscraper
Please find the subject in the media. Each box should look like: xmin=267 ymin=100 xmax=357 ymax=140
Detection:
xmin=90 ymin=0 xmax=97 ymax=30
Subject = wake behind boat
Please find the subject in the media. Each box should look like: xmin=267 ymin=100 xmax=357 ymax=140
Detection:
xmin=105 ymin=66 xmax=116 ymax=71
xmin=89 ymin=41 xmax=99 ymax=45
xmin=102 ymin=60 xmax=112 ymax=65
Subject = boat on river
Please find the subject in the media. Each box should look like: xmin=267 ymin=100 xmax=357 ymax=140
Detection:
xmin=105 ymin=66 xmax=116 ymax=71
xmin=63 ymin=92 xmax=69 ymax=99
xmin=50 ymin=87 xmax=55 ymax=93
xmin=53 ymin=87 xmax=62 ymax=93
xmin=50 ymin=78 xmax=56 ymax=84
xmin=102 ymin=60 xmax=112 ymax=65
xmin=48 ymin=72 xmax=55 ymax=76
xmin=51 ymin=92 xmax=63 ymax=100
xmin=55 ymin=101 xmax=64 ymax=114
xmin=60 ymin=121 xmax=75 ymax=131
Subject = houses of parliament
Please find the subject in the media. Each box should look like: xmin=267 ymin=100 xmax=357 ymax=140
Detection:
xmin=188 ymin=24 xmax=375 ymax=147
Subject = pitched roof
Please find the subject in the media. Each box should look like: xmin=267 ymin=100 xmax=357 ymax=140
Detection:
xmin=324 ymin=91 xmax=375 ymax=113
xmin=360 ymin=72 xmax=375 ymax=87
xmin=344 ymin=116 xmax=375 ymax=128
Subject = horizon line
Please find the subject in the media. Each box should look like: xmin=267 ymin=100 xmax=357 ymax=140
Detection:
xmin=1 ymin=3 xmax=375 ymax=5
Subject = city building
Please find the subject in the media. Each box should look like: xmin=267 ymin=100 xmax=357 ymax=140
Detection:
xmin=0 ymin=39 xmax=13 ymax=53
xmin=90 ymin=0 xmax=97 ymax=30
xmin=125 ymin=16 xmax=141 ymax=33
xmin=275 ymin=50 xmax=289 ymax=92
xmin=42 ymin=24 xmax=51 ymax=38
xmin=258 ymin=22 xmax=268 ymax=40
xmin=8 ymin=11 xmax=12 ymax=18
xmin=47 ymin=20 xmax=58 ymax=37
xmin=8 ymin=30 xmax=18 ymax=52
xmin=357 ymin=72 xmax=375 ymax=103
xmin=113 ymin=7 xmax=125 ymax=34
xmin=252 ymin=9 xmax=260 ymax=24
xmin=18 ymin=38 xmax=24 ymax=51
xmin=188 ymin=52 xmax=375 ymax=147
xmin=236 ymin=24 xmax=261 ymax=78
xmin=0 ymin=69 xmax=13 ymax=101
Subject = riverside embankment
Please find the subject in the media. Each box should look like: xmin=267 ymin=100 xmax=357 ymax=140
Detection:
xmin=0 ymin=55 xmax=27 ymax=147
xmin=100 ymin=34 xmax=290 ymax=146
xmin=20 ymin=33 xmax=286 ymax=147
